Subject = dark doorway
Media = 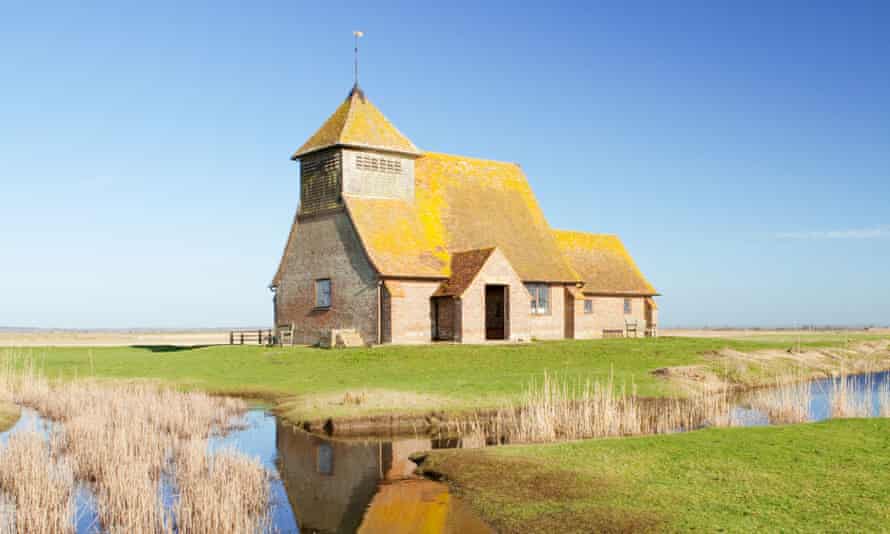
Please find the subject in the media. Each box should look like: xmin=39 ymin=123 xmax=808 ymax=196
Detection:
xmin=564 ymin=287 xmax=575 ymax=339
xmin=485 ymin=285 xmax=507 ymax=340
xmin=432 ymin=297 xmax=455 ymax=341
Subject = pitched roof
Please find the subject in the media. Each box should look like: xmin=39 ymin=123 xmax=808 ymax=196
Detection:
xmin=292 ymin=86 xmax=420 ymax=159
xmin=344 ymin=152 xmax=578 ymax=282
xmin=552 ymin=230 xmax=658 ymax=296
xmin=432 ymin=248 xmax=496 ymax=297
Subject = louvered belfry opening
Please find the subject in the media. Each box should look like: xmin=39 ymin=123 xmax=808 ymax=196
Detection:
xmin=299 ymin=149 xmax=342 ymax=214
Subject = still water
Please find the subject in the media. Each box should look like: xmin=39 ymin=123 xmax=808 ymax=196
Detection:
xmin=730 ymin=370 xmax=890 ymax=425
xmin=0 ymin=408 xmax=491 ymax=534
xmin=2 ymin=370 xmax=888 ymax=533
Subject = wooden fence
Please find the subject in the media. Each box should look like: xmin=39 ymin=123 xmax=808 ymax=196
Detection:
xmin=228 ymin=329 xmax=273 ymax=345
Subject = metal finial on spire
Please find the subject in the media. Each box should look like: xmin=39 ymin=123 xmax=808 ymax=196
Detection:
xmin=353 ymin=31 xmax=364 ymax=88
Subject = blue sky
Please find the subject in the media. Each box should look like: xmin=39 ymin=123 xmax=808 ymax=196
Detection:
xmin=1 ymin=1 xmax=888 ymax=328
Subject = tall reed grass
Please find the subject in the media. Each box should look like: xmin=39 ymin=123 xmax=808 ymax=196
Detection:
xmin=748 ymin=376 xmax=812 ymax=425
xmin=0 ymin=352 xmax=272 ymax=533
xmin=451 ymin=367 xmax=890 ymax=446
xmin=448 ymin=372 xmax=738 ymax=444
xmin=830 ymin=368 xmax=890 ymax=419
xmin=174 ymin=440 xmax=270 ymax=534
xmin=0 ymin=431 xmax=76 ymax=534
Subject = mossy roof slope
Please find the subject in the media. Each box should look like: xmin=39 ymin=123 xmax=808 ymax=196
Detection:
xmin=552 ymin=230 xmax=657 ymax=296
xmin=292 ymin=87 xmax=420 ymax=159
xmin=345 ymin=152 xmax=578 ymax=282
xmin=432 ymin=248 xmax=496 ymax=297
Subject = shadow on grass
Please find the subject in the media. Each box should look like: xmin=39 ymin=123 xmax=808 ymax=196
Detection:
xmin=129 ymin=345 xmax=213 ymax=353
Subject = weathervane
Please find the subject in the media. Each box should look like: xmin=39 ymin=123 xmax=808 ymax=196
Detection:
xmin=353 ymin=31 xmax=364 ymax=88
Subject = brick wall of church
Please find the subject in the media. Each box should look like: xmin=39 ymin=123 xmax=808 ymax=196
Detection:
xmin=457 ymin=249 xmax=531 ymax=343
xmin=528 ymin=283 xmax=569 ymax=340
xmin=387 ymin=280 xmax=440 ymax=344
xmin=573 ymin=296 xmax=648 ymax=339
xmin=275 ymin=210 xmax=378 ymax=345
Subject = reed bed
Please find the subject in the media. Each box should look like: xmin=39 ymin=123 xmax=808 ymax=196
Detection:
xmin=880 ymin=382 xmax=890 ymax=418
xmin=174 ymin=440 xmax=270 ymax=534
xmin=0 ymin=355 xmax=271 ymax=534
xmin=830 ymin=369 xmax=890 ymax=419
xmin=0 ymin=431 xmax=76 ymax=534
xmin=748 ymin=376 xmax=813 ymax=425
xmin=448 ymin=373 xmax=738 ymax=444
xmin=451 ymin=369 xmax=890 ymax=446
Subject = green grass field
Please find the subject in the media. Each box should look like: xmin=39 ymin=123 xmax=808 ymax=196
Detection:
xmin=420 ymin=418 xmax=890 ymax=533
xmin=3 ymin=334 xmax=886 ymax=421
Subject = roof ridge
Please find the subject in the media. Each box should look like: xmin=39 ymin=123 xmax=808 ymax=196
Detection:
xmin=554 ymin=229 xmax=619 ymax=238
xmin=420 ymin=151 xmax=521 ymax=167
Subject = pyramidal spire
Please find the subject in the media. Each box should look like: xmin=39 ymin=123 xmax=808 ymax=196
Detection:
xmin=291 ymin=33 xmax=419 ymax=160
xmin=291 ymin=89 xmax=418 ymax=159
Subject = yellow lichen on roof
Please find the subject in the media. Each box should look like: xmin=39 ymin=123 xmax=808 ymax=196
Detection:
xmin=417 ymin=153 xmax=577 ymax=282
xmin=552 ymin=230 xmax=657 ymax=295
xmin=344 ymin=196 xmax=448 ymax=278
xmin=345 ymin=152 xmax=578 ymax=282
xmin=292 ymin=88 xmax=420 ymax=159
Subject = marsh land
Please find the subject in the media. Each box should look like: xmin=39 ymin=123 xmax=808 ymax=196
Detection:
xmin=2 ymin=330 xmax=889 ymax=532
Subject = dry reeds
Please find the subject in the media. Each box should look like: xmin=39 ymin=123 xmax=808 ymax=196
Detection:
xmin=749 ymin=376 xmax=812 ymax=425
xmin=449 ymin=372 xmax=736 ymax=444
xmin=453 ymin=369 xmax=890 ymax=447
xmin=0 ymin=353 xmax=272 ymax=534
xmin=0 ymin=431 xmax=76 ymax=534
xmin=830 ymin=369 xmax=890 ymax=419
xmin=174 ymin=440 xmax=270 ymax=534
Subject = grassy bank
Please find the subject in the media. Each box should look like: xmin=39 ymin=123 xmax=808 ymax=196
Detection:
xmin=2 ymin=334 xmax=887 ymax=424
xmin=0 ymin=401 xmax=20 ymax=433
xmin=419 ymin=419 xmax=890 ymax=533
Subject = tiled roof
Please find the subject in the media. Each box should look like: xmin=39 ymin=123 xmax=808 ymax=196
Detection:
xmin=344 ymin=152 xmax=579 ymax=282
xmin=292 ymin=86 xmax=420 ymax=159
xmin=432 ymin=248 xmax=496 ymax=297
xmin=552 ymin=230 xmax=657 ymax=296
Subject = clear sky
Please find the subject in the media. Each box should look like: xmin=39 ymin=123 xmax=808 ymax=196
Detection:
xmin=2 ymin=1 xmax=888 ymax=329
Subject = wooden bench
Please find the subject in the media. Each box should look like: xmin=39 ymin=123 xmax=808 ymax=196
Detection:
xmin=602 ymin=329 xmax=625 ymax=339
xmin=276 ymin=323 xmax=295 ymax=346
xmin=625 ymin=319 xmax=639 ymax=338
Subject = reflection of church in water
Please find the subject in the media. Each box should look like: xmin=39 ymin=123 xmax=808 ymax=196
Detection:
xmin=275 ymin=420 xmax=490 ymax=534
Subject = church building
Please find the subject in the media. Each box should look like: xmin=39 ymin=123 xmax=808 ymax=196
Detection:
xmin=271 ymin=84 xmax=659 ymax=345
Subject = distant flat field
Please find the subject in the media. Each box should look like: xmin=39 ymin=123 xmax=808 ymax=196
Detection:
xmin=2 ymin=328 xmax=887 ymax=347
xmin=664 ymin=328 xmax=889 ymax=343
xmin=0 ymin=329 xmax=232 ymax=347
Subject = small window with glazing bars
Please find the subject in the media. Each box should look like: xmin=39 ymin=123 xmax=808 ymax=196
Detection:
xmin=526 ymin=283 xmax=550 ymax=315
xmin=315 ymin=279 xmax=332 ymax=309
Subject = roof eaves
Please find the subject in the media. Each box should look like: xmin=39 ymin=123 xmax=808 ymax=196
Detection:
xmin=293 ymin=141 xmax=421 ymax=161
